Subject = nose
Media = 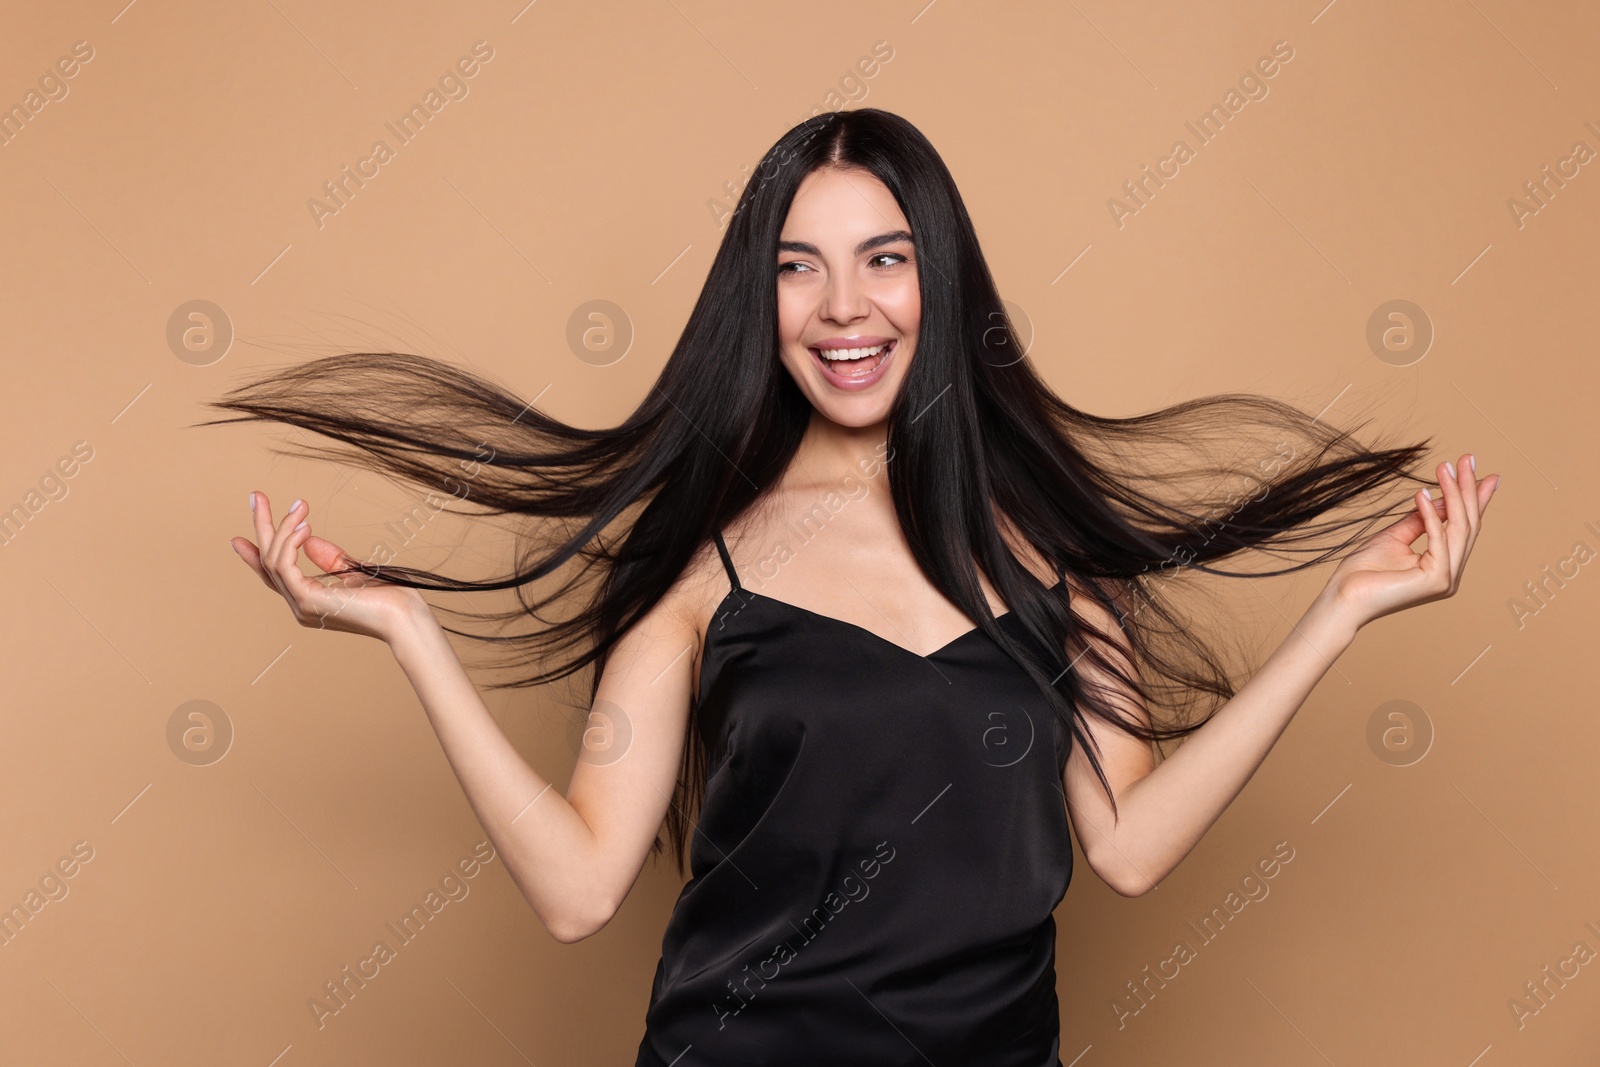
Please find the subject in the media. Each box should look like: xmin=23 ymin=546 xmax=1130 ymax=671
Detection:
xmin=822 ymin=272 xmax=869 ymax=323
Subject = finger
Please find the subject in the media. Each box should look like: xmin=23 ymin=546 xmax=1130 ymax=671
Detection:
xmin=250 ymin=490 xmax=277 ymax=558
xmin=1414 ymin=484 xmax=1449 ymax=589
xmin=1377 ymin=502 xmax=1428 ymax=546
xmin=1435 ymin=459 xmax=1468 ymax=584
xmin=230 ymin=536 xmax=279 ymax=592
xmin=1454 ymin=454 xmax=1485 ymax=585
xmin=1457 ymin=452 xmax=1481 ymax=530
xmin=303 ymin=534 xmax=366 ymax=585
xmin=295 ymin=529 xmax=373 ymax=628
xmin=268 ymin=512 xmax=324 ymax=610
xmin=1375 ymin=483 xmax=1448 ymax=546
xmin=266 ymin=497 xmax=308 ymax=577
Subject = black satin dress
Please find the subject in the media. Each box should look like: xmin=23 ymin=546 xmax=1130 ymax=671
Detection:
xmin=635 ymin=531 xmax=1075 ymax=1066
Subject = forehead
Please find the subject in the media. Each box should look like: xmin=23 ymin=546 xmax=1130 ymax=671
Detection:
xmin=780 ymin=167 xmax=908 ymax=240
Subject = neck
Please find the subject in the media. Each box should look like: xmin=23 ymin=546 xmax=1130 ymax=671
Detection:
xmin=789 ymin=408 xmax=888 ymax=489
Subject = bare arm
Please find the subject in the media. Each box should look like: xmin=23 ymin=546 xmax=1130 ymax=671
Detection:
xmin=386 ymin=595 xmax=696 ymax=942
xmin=1064 ymin=587 xmax=1353 ymax=897
xmin=1066 ymin=455 xmax=1498 ymax=896
xmin=233 ymin=490 xmax=700 ymax=943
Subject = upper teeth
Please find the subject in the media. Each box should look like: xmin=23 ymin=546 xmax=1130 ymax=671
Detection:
xmin=819 ymin=343 xmax=888 ymax=361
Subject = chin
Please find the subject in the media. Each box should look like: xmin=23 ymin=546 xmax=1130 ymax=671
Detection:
xmin=811 ymin=397 xmax=896 ymax=428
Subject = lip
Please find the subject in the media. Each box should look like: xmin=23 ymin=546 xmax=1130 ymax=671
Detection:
xmin=812 ymin=334 xmax=894 ymax=350
xmin=807 ymin=337 xmax=897 ymax=391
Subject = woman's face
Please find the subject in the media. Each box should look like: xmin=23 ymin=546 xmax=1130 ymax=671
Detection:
xmin=775 ymin=166 xmax=920 ymax=430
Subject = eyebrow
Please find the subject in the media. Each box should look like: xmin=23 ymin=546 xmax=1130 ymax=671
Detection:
xmin=777 ymin=229 xmax=915 ymax=257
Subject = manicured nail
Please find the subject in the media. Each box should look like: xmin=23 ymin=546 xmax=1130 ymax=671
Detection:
xmin=248 ymin=491 xmax=255 ymax=511
xmin=1422 ymin=486 xmax=1431 ymax=500
xmin=1468 ymin=454 xmax=1476 ymax=473
xmin=1445 ymin=461 xmax=1455 ymax=479
xmin=290 ymin=498 xmax=302 ymax=513
xmin=294 ymin=521 xmax=307 ymax=531
xmin=230 ymin=540 xmax=241 ymax=555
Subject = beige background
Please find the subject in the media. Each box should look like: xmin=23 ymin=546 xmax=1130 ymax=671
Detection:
xmin=2 ymin=0 xmax=1597 ymax=1063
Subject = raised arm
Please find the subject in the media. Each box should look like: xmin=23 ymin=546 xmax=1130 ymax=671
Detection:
xmin=233 ymin=490 xmax=702 ymax=943
xmin=386 ymin=589 xmax=697 ymax=941
xmin=1064 ymin=454 xmax=1498 ymax=897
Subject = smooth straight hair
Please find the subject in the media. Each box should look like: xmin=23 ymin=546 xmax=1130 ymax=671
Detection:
xmin=199 ymin=108 xmax=1433 ymax=871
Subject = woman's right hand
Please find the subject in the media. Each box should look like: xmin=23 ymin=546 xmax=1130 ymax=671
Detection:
xmin=231 ymin=490 xmax=429 ymax=643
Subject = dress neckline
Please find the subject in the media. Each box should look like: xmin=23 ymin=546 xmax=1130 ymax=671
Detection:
xmin=698 ymin=529 xmax=1067 ymax=699
xmin=695 ymin=579 xmax=1067 ymax=705
xmin=709 ymin=585 xmax=1039 ymax=664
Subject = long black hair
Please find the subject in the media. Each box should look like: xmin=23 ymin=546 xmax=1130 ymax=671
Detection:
xmin=197 ymin=108 xmax=1434 ymax=872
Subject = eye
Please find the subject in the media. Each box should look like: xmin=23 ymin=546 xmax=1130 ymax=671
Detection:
xmin=870 ymin=252 xmax=908 ymax=268
xmin=777 ymin=261 xmax=812 ymax=275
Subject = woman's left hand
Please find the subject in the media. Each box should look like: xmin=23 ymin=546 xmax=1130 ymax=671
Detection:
xmin=1324 ymin=452 xmax=1501 ymax=632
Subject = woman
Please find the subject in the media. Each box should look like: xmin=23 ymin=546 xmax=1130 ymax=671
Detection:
xmin=210 ymin=109 xmax=1497 ymax=1064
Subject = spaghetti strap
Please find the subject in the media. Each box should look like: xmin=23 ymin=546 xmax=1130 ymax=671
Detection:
xmin=710 ymin=529 xmax=742 ymax=592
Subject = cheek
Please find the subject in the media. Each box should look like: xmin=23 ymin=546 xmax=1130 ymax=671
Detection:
xmin=883 ymin=280 xmax=921 ymax=333
xmin=775 ymin=287 xmax=809 ymax=344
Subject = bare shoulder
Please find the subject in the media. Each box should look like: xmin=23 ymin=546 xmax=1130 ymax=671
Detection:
xmin=992 ymin=508 xmax=1069 ymax=590
xmin=641 ymin=534 xmax=737 ymax=695
xmin=992 ymin=509 xmax=1131 ymax=654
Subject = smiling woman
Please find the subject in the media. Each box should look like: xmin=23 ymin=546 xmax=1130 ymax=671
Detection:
xmin=199 ymin=108 xmax=1496 ymax=1064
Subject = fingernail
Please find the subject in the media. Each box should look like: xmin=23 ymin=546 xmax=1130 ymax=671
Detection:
xmin=1468 ymin=454 xmax=1476 ymax=473
xmin=1445 ymin=461 xmax=1455 ymax=479
xmin=290 ymin=498 xmax=302 ymax=513
xmin=294 ymin=521 xmax=307 ymax=531
xmin=248 ymin=492 xmax=255 ymax=511
xmin=1422 ymin=486 xmax=1431 ymax=500
xmin=230 ymin=540 xmax=241 ymax=555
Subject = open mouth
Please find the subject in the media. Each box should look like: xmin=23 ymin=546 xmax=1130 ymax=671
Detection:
xmin=808 ymin=339 xmax=897 ymax=388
